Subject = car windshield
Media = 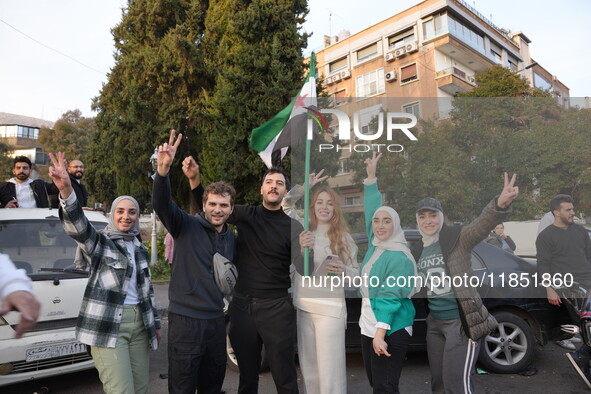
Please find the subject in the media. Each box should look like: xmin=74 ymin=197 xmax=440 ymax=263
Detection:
xmin=0 ymin=219 xmax=106 ymax=276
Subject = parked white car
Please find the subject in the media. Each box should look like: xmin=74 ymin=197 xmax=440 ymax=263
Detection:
xmin=0 ymin=208 xmax=108 ymax=387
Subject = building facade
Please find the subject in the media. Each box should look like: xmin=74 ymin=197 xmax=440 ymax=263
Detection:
xmin=0 ymin=112 xmax=53 ymax=178
xmin=311 ymin=0 xmax=569 ymax=216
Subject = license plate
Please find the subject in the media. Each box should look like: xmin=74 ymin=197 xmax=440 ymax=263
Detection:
xmin=26 ymin=342 xmax=87 ymax=362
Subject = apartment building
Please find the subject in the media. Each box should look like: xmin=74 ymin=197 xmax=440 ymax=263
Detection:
xmin=0 ymin=112 xmax=53 ymax=177
xmin=312 ymin=0 xmax=569 ymax=216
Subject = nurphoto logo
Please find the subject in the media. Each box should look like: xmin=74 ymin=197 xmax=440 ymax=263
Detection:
xmin=317 ymin=108 xmax=418 ymax=153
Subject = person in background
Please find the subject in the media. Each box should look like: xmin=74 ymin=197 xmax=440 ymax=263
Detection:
xmin=0 ymin=156 xmax=58 ymax=208
xmin=164 ymin=232 xmax=174 ymax=266
xmin=484 ymin=222 xmax=516 ymax=253
xmin=49 ymin=151 xmax=160 ymax=394
xmin=537 ymin=211 xmax=555 ymax=235
xmin=67 ymin=159 xmax=89 ymax=207
xmin=536 ymin=194 xmax=591 ymax=388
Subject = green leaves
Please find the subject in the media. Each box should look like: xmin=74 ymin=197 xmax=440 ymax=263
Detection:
xmin=89 ymin=0 xmax=208 ymax=210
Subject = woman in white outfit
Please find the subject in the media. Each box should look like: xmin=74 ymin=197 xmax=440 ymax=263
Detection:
xmin=289 ymin=185 xmax=359 ymax=394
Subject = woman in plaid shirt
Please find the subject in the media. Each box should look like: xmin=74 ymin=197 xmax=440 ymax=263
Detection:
xmin=49 ymin=152 xmax=161 ymax=394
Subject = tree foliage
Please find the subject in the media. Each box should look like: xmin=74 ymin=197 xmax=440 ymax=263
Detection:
xmin=88 ymin=0 xmax=312 ymax=209
xmin=347 ymin=65 xmax=591 ymax=225
xmin=199 ymin=0 xmax=310 ymax=204
xmin=89 ymin=0 xmax=210 ymax=209
xmin=0 ymin=141 xmax=13 ymax=180
xmin=39 ymin=110 xmax=95 ymax=162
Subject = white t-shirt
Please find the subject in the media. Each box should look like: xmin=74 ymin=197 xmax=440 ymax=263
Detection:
xmin=123 ymin=240 xmax=139 ymax=305
xmin=9 ymin=178 xmax=37 ymax=208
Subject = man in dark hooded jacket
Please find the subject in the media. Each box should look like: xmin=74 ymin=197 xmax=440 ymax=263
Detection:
xmin=152 ymin=131 xmax=236 ymax=394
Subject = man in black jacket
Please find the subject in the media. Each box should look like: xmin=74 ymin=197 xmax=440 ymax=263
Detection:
xmin=153 ymin=131 xmax=236 ymax=394
xmin=66 ymin=160 xmax=89 ymax=207
xmin=536 ymin=194 xmax=591 ymax=389
xmin=0 ymin=156 xmax=57 ymax=208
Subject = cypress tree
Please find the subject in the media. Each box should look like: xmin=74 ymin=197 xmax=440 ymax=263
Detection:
xmin=200 ymin=0 xmax=309 ymax=204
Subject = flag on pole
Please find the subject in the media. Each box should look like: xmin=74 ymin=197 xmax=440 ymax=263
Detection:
xmin=250 ymin=53 xmax=317 ymax=168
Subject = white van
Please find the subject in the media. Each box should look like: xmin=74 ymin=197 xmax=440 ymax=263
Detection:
xmin=0 ymin=208 xmax=108 ymax=387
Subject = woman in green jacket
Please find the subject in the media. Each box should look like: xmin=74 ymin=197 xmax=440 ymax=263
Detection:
xmin=359 ymin=152 xmax=418 ymax=393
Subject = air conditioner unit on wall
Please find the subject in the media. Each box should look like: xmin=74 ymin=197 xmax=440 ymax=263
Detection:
xmin=385 ymin=70 xmax=397 ymax=82
xmin=325 ymin=75 xmax=335 ymax=85
xmin=405 ymin=41 xmax=419 ymax=53
xmin=341 ymin=69 xmax=351 ymax=79
xmin=394 ymin=47 xmax=406 ymax=58
xmin=385 ymin=52 xmax=396 ymax=62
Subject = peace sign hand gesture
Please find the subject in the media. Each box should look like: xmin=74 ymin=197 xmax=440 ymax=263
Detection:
xmin=497 ymin=172 xmax=519 ymax=209
xmin=309 ymin=169 xmax=329 ymax=188
xmin=48 ymin=152 xmax=74 ymax=199
xmin=157 ymin=129 xmax=183 ymax=176
xmin=364 ymin=151 xmax=383 ymax=181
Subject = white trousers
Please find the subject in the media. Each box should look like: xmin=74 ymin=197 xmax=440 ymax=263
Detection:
xmin=297 ymin=308 xmax=347 ymax=394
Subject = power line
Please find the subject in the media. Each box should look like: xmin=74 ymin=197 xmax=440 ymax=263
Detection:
xmin=0 ymin=18 xmax=105 ymax=75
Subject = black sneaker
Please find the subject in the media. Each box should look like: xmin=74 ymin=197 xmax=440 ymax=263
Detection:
xmin=566 ymin=351 xmax=591 ymax=389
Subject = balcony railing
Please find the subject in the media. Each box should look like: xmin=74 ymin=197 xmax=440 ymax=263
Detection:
xmin=436 ymin=67 xmax=476 ymax=85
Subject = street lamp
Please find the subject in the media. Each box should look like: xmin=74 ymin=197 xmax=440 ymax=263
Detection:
xmin=149 ymin=147 xmax=158 ymax=266
xmin=514 ymin=62 xmax=538 ymax=74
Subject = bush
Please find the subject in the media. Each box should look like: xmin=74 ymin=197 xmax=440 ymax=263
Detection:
xmin=144 ymin=233 xmax=170 ymax=281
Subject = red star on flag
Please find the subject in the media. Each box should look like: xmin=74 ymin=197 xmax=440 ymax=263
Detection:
xmin=295 ymin=93 xmax=309 ymax=108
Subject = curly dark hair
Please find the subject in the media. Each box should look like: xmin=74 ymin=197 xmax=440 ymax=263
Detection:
xmin=203 ymin=181 xmax=236 ymax=206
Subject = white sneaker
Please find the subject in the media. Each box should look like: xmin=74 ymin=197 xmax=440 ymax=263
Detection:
xmin=571 ymin=336 xmax=583 ymax=344
xmin=557 ymin=339 xmax=577 ymax=351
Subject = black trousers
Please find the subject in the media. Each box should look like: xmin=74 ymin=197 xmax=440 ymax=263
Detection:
xmin=168 ymin=312 xmax=226 ymax=394
xmin=229 ymin=293 xmax=298 ymax=394
xmin=361 ymin=329 xmax=411 ymax=394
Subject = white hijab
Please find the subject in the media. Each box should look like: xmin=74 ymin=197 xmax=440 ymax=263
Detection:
xmin=416 ymin=210 xmax=444 ymax=247
xmin=371 ymin=206 xmax=420 ymax=296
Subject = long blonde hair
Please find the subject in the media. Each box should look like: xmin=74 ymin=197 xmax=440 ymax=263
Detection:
xmin=309 ymin=187 xmax=353 ymax=264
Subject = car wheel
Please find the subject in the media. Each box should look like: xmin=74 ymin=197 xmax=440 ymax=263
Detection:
xmin=226 ymin=321 xmax=268 ymax=372
xmin=478 ymin=311 xmax=536 ymax=374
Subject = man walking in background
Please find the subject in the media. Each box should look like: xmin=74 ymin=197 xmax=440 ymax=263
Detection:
xmin=536 ymin=194 xmax=591 ymax=388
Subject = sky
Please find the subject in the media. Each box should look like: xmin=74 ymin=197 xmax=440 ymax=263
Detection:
xmin=0 ymin=0 xmax=589 ymax=122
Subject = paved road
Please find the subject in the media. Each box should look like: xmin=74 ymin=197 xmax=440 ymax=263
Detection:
xmin=6 ymin=283 xmax=591 ymax=393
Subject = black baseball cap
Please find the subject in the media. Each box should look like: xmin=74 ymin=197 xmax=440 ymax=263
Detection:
xmin=416 ymin=197 xmax=443 ymax=213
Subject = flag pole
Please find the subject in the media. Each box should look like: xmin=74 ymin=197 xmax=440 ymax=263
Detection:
xmin=303 ymin=118 xmax=312 ymax=276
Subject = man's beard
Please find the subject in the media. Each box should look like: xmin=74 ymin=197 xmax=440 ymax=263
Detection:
xmin=15 ymin=173 xmax=29 ymax=180
xmin=70 ymin=171 xmax=83 ymax=180
xmin=263 ymin=195 xmax=281 ymax=208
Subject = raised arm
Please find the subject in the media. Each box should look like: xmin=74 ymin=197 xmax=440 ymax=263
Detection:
xmin=49 ymin=152 xmax=100 ymax=259
xmin=182 ymin=155 xmax=201 ymax=190
xmin=157 ymin=129 xmax=183 ymax=177
xmin=363 ymin=152 xmax=383 ymax=240
xmin=48 ymin=152 xmax=74 ymax=199
xmin=152 ymin=130 xmax=190 ymax=237
xmin=460 ymin=172 xmax=519 ymax=250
